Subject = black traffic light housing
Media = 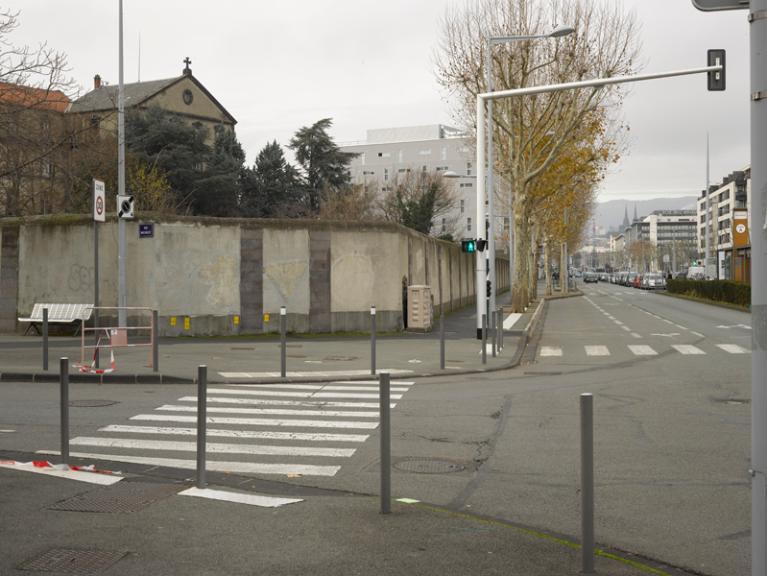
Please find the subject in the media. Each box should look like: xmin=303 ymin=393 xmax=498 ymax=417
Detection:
xmin=486 ymin=280 xmax=492 ymax=298
xmin=707 ymin=49 xmax=726 ymax=91
xmin=476 ymin=239 xmax=488 ymax=252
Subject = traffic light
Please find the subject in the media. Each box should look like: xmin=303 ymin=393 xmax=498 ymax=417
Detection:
xmin=476 ymin=239 xmax=488 ymax=252
xmin=461 ymin=239 xmax=477 ymax=253
xmin=707 ymin=49 xmax=725 ymax=91
xmin=486 ymin=280 xmax=492 ymax=298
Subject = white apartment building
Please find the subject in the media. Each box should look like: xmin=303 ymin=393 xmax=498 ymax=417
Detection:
xmin=340 ymin=125 xmax=506 ymax=245
xmin=697 ymin=167 xmax=751 ymax=281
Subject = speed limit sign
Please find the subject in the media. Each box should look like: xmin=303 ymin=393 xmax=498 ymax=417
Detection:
xmin=93 ymin=180 xmax=106 ymax=222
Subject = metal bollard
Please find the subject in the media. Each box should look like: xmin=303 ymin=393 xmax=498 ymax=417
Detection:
xmin=439 ymin=312 xmax=445 ymax=370
xmin=379 ymin=372 xmax=391 ymax=514
xmin=581 ymin=393 xmax=595 ymax=574
xmin=370 ymin=306 xmax=376 ymax=375
xmin=152 ymin=309 xmax=159 ymax=373
xmin=59 ymin=358 xmax=69 ymax=465
xmin=280 ymin=306 xmax=287 ymax=379
xmin=196 ymin=365 xmax=208 ymax=489
xmin=42 ymin=307 xmax=49 ymax=371
xmin=498 ymin=307 xmax=504 ymax=351
xmin=481 ymin=314 xmax=487 ymax=365
xmin=491 ymin=310 xmax=497 ymax=358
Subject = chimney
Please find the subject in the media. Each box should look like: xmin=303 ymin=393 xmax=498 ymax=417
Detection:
xmin=94 ymin=74 xmax=102 ymax=90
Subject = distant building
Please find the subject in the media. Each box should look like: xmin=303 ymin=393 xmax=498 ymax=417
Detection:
xmin=620 ymin=209 xmax=697 ymax=273
xmin=697 ymin=167 xmax=751 ymax=281
xmin=340 ymin=125 xmax=505 ymax=243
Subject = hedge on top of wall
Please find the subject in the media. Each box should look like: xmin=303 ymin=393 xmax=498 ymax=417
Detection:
xmin=666 ymin=278 xmax=750 ymax=308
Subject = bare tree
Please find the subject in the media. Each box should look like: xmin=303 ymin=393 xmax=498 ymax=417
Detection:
xmin=319 ymin=182 xmax=379 ymax=221
xmin=0 ymin=8 xmax=78 ymax=215
xmin=436 ymin=0 xmax=640 ymax=310
xmin=380 ymin=170 xmax=456 ymax=236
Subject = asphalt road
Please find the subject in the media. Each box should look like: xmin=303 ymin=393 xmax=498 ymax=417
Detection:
xmin=0 ymin=284 xmax=750 ymax=575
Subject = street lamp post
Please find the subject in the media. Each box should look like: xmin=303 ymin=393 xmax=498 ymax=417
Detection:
xmin=480 ymin=25 xmax=574 ymax=338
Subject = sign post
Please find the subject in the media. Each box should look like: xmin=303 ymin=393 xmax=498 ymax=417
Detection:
xmin=93 ymin=180 xmax=105 ymax=368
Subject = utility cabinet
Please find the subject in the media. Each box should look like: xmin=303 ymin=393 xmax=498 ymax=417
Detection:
xmin=407 ymin=285 xmax=432 ymax=331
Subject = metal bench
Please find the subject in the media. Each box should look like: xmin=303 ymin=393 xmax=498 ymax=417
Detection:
xmin=18 ymin=303 xmax=93 ymax=335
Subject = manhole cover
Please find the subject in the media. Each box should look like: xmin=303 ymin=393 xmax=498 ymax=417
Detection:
xmin=68 ymin=400 xmax=118 ymax=408
xmin=17 ymin=548 xmax=127 ymax=575
xmin=394 ymin=458 xmax=465 ymax=474
xmin=323 ymin=355 xmax=358 ymax=362
xmin=49 ymin=481 xmax=181 ymax=513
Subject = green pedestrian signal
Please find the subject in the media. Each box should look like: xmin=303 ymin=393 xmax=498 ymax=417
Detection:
xmin=461 ymin=239 xmax=477 ymax=253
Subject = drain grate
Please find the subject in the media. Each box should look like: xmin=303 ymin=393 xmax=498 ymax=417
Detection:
xmin=68 ymin=400 xmax=118 ymax=408
xmin=394 ymin=458 xmax=465 ymax=474
xmin=49 ymin=481 xmax=181 ymax=513
xmin=18 ymin=548 xmax=127 ymax=575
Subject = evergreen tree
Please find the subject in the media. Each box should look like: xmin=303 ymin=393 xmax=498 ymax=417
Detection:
xmin=288 ymin=118 xmax=357 ymax=213
xmin=195 ymin=125 xmax=245 ymax=216
xmin=240 ymin=141 xmax=303 ymax=217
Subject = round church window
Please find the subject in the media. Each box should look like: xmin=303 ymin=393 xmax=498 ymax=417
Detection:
xmin=183 ymin=89 xmax=194 ymax=105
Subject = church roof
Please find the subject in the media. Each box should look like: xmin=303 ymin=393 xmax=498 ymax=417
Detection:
xmin=69 ymin=73 xmax=236 ymax=124
xmin=69 ymin=77 xmax=178 ymax=113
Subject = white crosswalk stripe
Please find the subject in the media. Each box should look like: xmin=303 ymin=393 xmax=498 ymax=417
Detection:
xmin=671 ymin=345 xmax=706 ymax=355
xmin=540 ymin=346 xmax=563 ymax=357
xmin=585 ymin=346 xmax=610 ymax=356
xmin=36 ymin=380 xmax=416 ymax=478
xmin=628 ymin=345 xmax=658 ymax=356
xmin=717 ymin=344 xmax=750 ymax=354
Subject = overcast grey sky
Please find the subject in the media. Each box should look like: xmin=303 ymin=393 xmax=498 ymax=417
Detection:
xmin=1 ymin=0 xmax=751 ymax=202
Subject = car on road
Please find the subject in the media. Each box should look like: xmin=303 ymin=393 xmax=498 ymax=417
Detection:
xmin=642 ymin=273 xmax=666 ymax=290
xmin=583 ymin=271 xmax=599 ymax=283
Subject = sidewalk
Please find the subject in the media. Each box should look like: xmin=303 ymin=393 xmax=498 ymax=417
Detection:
xmin=0 ymin=450 xmax=694 ymax=576
xmin=0 ymin=293 xmax=542 ymax=384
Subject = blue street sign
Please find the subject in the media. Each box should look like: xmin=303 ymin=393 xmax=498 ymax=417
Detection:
xmin=139 ymin=223 xmax=154 ymax=238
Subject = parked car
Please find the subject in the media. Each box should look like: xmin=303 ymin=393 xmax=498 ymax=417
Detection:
xmin=583 ymin=271 xmax=599 ymax=283
xmin=633 ymin=274 xmax=643 ymax=288
xmin=643 ymin=273 xmax=666 ymax=290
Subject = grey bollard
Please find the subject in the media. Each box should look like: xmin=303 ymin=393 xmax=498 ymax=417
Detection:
xmin=481 ymin=314 xmax=487 ymax=365
xmin=498 ymin=307 xmax=504 ymax=351
xmin=280 ymin=306 xmax=287 ymax=379
xmin=379 ymin=372 xmax=391 ymax=514
xmin=439 ymin=312 xmax=445 ymax=370
xmin=196 ymin=365 xmax=208 ymax=489
xmin=42 ymin=307 xmax=49 ymax=371
xmin=581 ymin=393 xmax=595 ymax=574
xmin=370 ymin=306 xmax=376 ymax=376
xmin=152 ymin=309 xmax=159 ymax=373
xmin=59 ymin=358 xmax=69 ymax=465
xmin=491 ymin=310 xmax=497 ymax=358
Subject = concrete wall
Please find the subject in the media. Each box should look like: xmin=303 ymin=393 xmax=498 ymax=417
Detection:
xmin=0 ymin=215 xmax=499 ymax=336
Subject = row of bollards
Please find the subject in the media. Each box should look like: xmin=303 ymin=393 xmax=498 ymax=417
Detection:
xmin=55 ymin=359 xmax=594 ymax=567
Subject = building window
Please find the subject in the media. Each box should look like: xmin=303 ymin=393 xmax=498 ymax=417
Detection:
xmin=89 ymin=115 xmax=100 ymax=129
xmin=362 ymin=170 xmax=375 ymax=176
xmin=40 ymin=160 xmax=51 ymax=179
xmin=419 ymin=149 xmax=431 ymax=156
xmin=377 ymin=152 xmax=391 ymax=158
xmin=422 ymin=165 xmax=428 ymax=172
xmin=360 ymin=153 xmax=366 ymax=166
xmin=461 ymin=199 xmax=465 ymax=214
xmin=384 ymin=168 xmax=389 ymax=181
xmin=436 ymin=166 xmax=448 ymax=172
xmin=460 ymin=182 xmax=473 ymax=188
xmin=467 ymin=217 xmax=472 ymax=231
xmin=466 ymin=162 xmax=472 ymax=176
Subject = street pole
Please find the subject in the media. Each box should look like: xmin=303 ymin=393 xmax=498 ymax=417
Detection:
xmin=705 ymin=132 xmax=713 ymax=279
xmin=751 ymin=2 xmax=767 ymax=574
xmin=117 ymin=0 xmax=127 ymax=327
xmin=475 ymin=96 xmax=486 ymax=340
xmin=486 ymin=38 xmax=497 ymax=316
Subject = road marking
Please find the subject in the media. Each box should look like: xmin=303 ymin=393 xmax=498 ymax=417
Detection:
xmin=621 ymin=326 xmax=631 ymax=332
xmin=614 ymin=320 xmax=624 ymax=326
xmin=236 ymin=384 xmax=410 ymax=392
xmin=504 ymin=313 xmax=522 ymax=330
xmin=36 ymin=451 xmax=341 ymax=477
xmin=691 ymin=331 xmax=705 ymax=338
xmin=179 ymin=487 xmax=303 ymax=508
xmin=717 ymin=324 xmax=752 ymax=330
xmin=205 ymin=388 xmax=402 ymax=400
xmin=219 ymin=369 xmax=413 ymax=379
xmin=0 ymin=461 xmax=122 ymax=485
xmin=671 ymin=345 xmax=706 ymax=355
xmin=155 ymin=404 xmax=380 ymax=418
xmin=540 ymin=346 xmax=563 ymax=357
xmin=585 ymin=346 xmax=610 ymax=356
xmin=630 ymin=333 xmax=642 ymax=339
xmin=130 ymin=414 xmax=379 ymax=429
xmin=717 ymin=344 xmax=750 ymax=354
xmin=99 ymin=425 xmax=369 ymax=443
xmin=70 ymin=436 xmax=356 ymax=458
xmin=0 ymin=429 xmax=16 ymax=433
xmin=650 ymin=333 xmax=680 ymax=338
xmin=628 ymin=345 xmax=658 ymax=356
xmin=674 ymin=324 xmax=688 ymax=330
xmin=178 ymin=396 xmax=394 ymax=410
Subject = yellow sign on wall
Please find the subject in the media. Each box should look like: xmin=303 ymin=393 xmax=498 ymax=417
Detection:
xmin=184 ymin=317 xmax=190 ymax=330
xmin=263 ymin=313 xmax=270 ymax=323
xmin=233 ymin=315 xmax=240 ymax=326
xmin=169 ymin=316 xmax=177 ymax=327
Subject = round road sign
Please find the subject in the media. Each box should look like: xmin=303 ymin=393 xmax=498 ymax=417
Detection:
xmin=96 ymin=195 xmax=104 ymax=216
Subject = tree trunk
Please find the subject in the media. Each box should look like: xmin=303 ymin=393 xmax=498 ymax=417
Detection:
xmin=545 ymin=241 xmax=552 ymax=296
xmin=511 ymin=207 xmax=530 ymax=312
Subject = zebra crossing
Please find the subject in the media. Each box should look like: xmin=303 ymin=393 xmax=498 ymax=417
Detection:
xmin=37 ymin=380 xmax=414 ymax=478
xmin=538 ymin=342 xmax=749 ymax=359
